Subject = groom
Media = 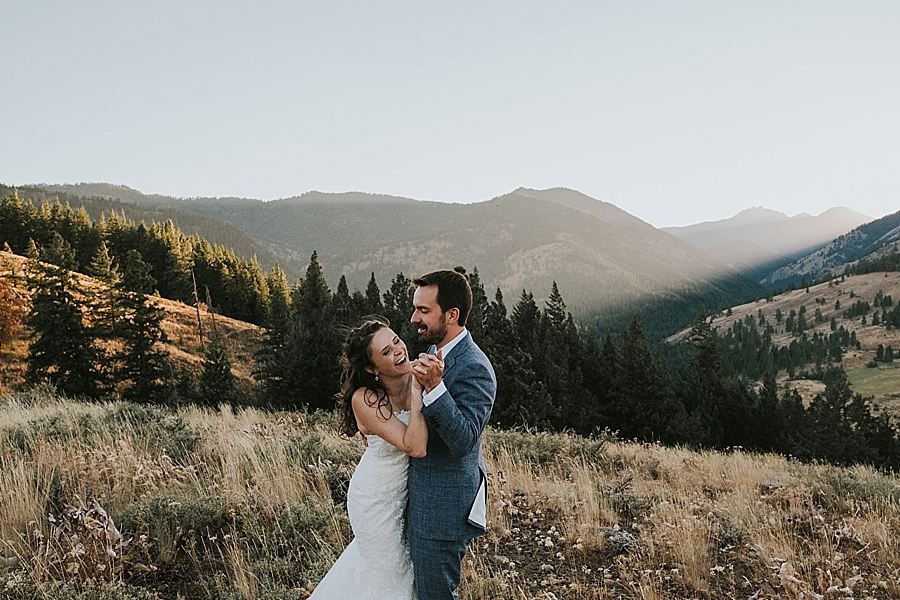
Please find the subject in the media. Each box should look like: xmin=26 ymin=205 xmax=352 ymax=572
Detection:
xmin=408 ymin=269 xmax=496 ymax=600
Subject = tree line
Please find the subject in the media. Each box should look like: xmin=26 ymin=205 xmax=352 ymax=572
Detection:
xmin=0 ymin=189 xmax=273 ymax=325
xmin=251 ymin=254 xmax=900 ymax=471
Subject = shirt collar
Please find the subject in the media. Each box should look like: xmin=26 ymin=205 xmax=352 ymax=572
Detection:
xmin=436 ymin=327 xmax=467 ymax=357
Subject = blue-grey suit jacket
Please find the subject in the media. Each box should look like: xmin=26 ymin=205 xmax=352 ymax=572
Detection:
xmin=408 ymin=331 xmax=496 ymax=541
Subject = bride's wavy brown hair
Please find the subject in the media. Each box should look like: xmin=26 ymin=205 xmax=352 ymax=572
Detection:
xmin=336 ymin=317 xmax=393 ymax=438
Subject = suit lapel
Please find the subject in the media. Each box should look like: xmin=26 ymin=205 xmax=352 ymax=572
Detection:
xmin=441 ymin=332 xmax=467 ymax=377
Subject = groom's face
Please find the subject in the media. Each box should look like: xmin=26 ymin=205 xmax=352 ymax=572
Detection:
xmin=411 ymin=284 xmax=449 ymax=346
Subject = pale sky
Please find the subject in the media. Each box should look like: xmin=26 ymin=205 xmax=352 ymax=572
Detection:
xmin=2 ymin=1 xmax=898 ymax=227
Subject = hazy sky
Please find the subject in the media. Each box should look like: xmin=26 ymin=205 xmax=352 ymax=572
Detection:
xmin=3 ymin=1 xmax=898 ymax=227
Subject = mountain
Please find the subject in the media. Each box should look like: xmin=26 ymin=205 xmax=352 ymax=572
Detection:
xmin=663 ymin=206 xmax=872 ymax=282
xmin=761 ymin=209 xmax=900 ymax=287
xmin=35 ymin=183 xmax=764 ymax=337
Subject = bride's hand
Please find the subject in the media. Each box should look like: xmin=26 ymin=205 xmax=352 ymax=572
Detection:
xmin=412 ymin=349 xmax=443 ymax=393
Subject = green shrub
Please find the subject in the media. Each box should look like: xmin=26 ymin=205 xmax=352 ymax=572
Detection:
xmin=102 ymin=403 xmax=202 ymax=463
xmin=485 ymin=428 xmax=611 ymax=465
xmin=116 ymin=494 xmax=232 ymax=566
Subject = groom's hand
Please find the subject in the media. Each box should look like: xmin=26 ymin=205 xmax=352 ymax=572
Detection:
xmin=413 ymin=349 xmax=443 ymax=393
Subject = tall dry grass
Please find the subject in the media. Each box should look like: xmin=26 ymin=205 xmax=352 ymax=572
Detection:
xmin=1 ymin=387 xmax=900 ymax=599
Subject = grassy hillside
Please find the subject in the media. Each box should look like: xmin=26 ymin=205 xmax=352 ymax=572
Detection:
xmin=0 ymin=251 xmax=261 ymax=398
xmin=1 ymin=388 xmax=899 ymax=599
xmin=669 ymin=271 xmax=900 ymax=410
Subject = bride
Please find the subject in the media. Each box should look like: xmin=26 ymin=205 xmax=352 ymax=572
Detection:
xmin=309 ymin=318 xmax=431 ymax=599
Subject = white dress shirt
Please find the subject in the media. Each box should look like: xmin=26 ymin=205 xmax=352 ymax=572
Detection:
xmin=421 ymin=327 xmax=467 ymax=406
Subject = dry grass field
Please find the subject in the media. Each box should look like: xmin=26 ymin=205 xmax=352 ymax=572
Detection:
xmin=1 ymin=389 xmax=899 ymax=599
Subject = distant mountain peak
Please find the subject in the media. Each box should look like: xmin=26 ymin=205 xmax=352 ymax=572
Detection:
xmin=731 ymin=206 xmax=789 ymax=224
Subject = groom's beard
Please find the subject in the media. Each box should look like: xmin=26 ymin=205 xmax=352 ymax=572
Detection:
xmin=416 ymin=312 xmax=448 ymax=346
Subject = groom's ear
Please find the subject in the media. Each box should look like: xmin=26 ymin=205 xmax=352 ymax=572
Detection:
xmin=446 ymin=307 xmax=460 ymax=326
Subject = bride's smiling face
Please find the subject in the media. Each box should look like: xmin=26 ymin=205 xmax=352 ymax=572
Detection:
xmin=367 ymin=327 xmax=411 ymax=379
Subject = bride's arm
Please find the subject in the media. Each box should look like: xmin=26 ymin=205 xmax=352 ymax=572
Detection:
xmin=404 ymin=374 xmax=428 ymax=456
xmin=351 ymin=385 xmax=428 ymax=458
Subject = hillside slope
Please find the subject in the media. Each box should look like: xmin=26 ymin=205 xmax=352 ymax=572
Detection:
xmin=0 ymin=250 xmax=260 ymax=395
xmin=668 ymin=270 xmax=900 ymax=409
xmin=333 ymin=188 xmax=762 ymax=314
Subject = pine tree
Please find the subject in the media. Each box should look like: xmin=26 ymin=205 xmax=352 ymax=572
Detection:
xmin=540 ymin=283 xmax=591 ymax=431
xmin=253 ymin=264 xmax=292 ymax=403
xmin=333 ymin=275 xmax=355 ymax=327
xmin=677 ymin=310 xmax=726 ymax=447
xmin=198 ymin=337 xmax=245 ymax=406
xmin=114 ymin=250 xmax=171 ymax=403
xmin=756 ymin=371 xmax=780 ymax=451
xmin=25 ymin=238 xmax=105 ymax=397
xmin=281 ymin=252 xmax=340 ymax=410
xmin=466 ymin=267 xmax=488 ymax=347
xmin=805 ymin=369 xmax=866 ymax=465
xmin=775 ymin=387 xmax=811 ymax=458
xmin=511 ymin=291 xmax=541 ymax=356
xmin=86 ymin=241 xmax=120 ymax=343
xmin=612 ymin=314 xmax=682 ymax=443
xmin=365 ymin=272 xmax=383 ymax=315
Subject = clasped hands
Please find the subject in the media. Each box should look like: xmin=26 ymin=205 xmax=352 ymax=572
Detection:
xmin=411 ymin=349 xmax=443 ymax=394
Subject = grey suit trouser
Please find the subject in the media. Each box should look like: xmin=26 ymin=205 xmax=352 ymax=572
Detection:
xmin=409 ymin=534 xmax=471 ymax=600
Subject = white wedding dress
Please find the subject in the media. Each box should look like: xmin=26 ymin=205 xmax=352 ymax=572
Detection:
xmin=309 ymin=411 xmax=416 ymax=599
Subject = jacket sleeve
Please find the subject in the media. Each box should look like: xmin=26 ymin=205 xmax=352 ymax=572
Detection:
xmin=421 ymin=358 xmax=496 ymax=458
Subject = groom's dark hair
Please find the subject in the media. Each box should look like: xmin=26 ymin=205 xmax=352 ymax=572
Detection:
xmin=412 ymin=269 xmax=473 ymax=327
